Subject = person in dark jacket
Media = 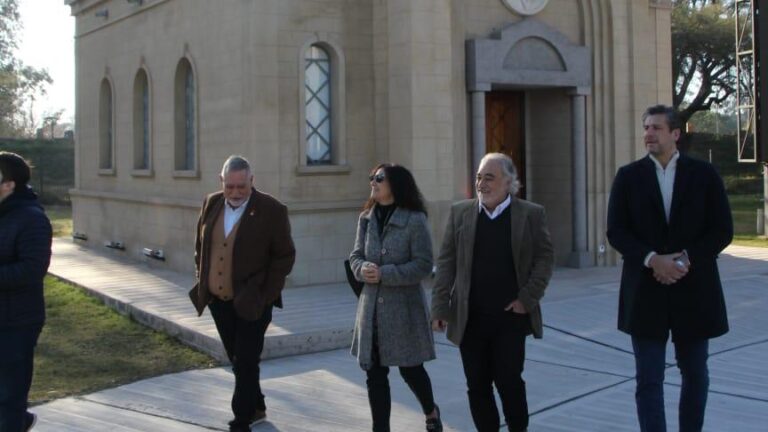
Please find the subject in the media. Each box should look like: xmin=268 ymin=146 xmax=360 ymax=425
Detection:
xmin=0 ymin=152 xmax=52 ymax=432
xmin=607 ymin=106 xmax=733 ymax=432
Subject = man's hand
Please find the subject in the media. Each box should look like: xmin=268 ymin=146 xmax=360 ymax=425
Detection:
xmin=504 ymin=299 xmax=527 ymax=314
xmin=650 ymin=252 xmax=689 ymax=285
xmin=432 ymin=319 xmax=447 ymax=332
xmin=361 ymin=262 xmax=381 ymax=284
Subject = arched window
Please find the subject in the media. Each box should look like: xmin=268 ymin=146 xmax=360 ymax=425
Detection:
xmin=174 ymin=58 xmax=196 ymax=172
xmin=304 ymin=45 xmax=332 ymax=165
xmin=133 ymin=69 xmax=151 ymax=171
xmin=98 ymin=78 xmax=114 ymax=171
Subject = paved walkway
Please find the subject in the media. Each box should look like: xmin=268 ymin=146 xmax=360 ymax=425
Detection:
xmin=34 ymin=240 xmax=768 ymax=431
xmin=48 ymin=239 xmax=358 ymax=362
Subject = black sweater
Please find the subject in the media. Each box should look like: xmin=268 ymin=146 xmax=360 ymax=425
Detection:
xmin=469 ymin=206 xmax=519 ymax=315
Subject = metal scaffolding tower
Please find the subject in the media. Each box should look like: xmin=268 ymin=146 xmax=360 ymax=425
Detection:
xmin=736 ymin=0 xmax=758 ymax=162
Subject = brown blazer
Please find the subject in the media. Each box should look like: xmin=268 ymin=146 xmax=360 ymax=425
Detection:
xmin=189 ymin=189 xmax=296 ymax=321
xmin=431 ymin=197 xmax=554 ymax=345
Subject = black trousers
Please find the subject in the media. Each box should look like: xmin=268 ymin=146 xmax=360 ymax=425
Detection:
xmin=366 ymin=332 xmax=436 ymax=432
xmin=459 ymin=311 xmax=530 ymax=432
xmin=0 ymin=325 xmax=41 ymax=432
xmin=209 ymin=299 xmax=272 ymax=426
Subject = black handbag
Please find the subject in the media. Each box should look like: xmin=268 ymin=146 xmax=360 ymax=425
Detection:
xmin=344 ymin=259 xmax=364 ymax=298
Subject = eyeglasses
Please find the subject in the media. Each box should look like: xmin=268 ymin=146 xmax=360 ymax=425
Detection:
xmin=369 ymin=173 xmax=386 ymax=183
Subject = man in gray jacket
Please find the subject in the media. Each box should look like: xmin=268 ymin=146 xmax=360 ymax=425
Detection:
xmin=431 ymin=153 xmax=554 ymax=432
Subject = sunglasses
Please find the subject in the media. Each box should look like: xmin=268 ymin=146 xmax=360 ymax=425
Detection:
xmin=369 ymin=173 xmax=386 ymax=183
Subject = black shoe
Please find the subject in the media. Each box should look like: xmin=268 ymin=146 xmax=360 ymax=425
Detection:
xmin=426 ymin=404 xmax=442 ymax=432
xmin=250 ymin=409 xmax=267 ymax=426
xmin=228 ymin=419 xmax=250 ymax=432
xmin=24 ymin=412 xmax=37 ymax=431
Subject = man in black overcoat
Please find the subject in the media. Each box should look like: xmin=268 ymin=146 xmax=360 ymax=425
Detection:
xmin=607 ymin=105 xmax=733 ymax=432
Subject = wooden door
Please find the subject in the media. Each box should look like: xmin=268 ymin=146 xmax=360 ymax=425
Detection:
xmin=485 ymin=91 xmax=526 ymax=198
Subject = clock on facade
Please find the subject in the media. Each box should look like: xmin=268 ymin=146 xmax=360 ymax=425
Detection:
xmin=502 ymin=0 xmax=550 ymax=16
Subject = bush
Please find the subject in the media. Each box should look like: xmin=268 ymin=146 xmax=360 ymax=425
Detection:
xmin=722 ymin=176 xmax=764 ymax=195
xmin=0 ymin=138 xmax=74 ymax=205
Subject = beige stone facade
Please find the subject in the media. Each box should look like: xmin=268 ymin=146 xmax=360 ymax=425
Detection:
xmin=66 ymin=0 xmax=673 ymax=285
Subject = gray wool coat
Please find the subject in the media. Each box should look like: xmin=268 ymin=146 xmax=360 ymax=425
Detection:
xmin=349 ymin=206 xmax=435 ymax=369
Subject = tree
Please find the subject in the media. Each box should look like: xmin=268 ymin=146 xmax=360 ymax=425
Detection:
xmin=0 ymin=0 xmax=51 ymax=137
xmin=672 ymin=0 xmax=737 ymax=125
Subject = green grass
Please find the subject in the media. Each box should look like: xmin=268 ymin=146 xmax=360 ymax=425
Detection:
xmin=729 ymin=194 xmax=764 ymax=212
xmin=31 ymin=277 xmax=218 ymax=404
xmin=726 ymin=194 xmax=767 ymax=247
xmin=731 ymin=235 xmax=768 ymax=248
xmin=45 ymin=205 xmax=72 ymax=238
xmin=728 ymin=193 xmax=765 ymax=236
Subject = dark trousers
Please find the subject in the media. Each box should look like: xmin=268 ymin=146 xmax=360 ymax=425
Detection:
xmin=632 ymin=336 xmax=709 ymax=432
xmin=209 ymin=299 xmax=272 ymax=427
xmin=0 ymin=325 xmax=41 ymax=432
xmin=459 ymin=311 xmax=529 ymax=432
xmin=366 ymin=334 xmax=436 ymax=432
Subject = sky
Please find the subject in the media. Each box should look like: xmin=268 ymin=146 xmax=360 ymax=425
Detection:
xmin=16 ymin=0 xmax=75 ymax=126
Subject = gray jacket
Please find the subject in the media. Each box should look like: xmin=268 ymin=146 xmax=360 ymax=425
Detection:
xmin=349 ymin=206 xmax=435 ymax=369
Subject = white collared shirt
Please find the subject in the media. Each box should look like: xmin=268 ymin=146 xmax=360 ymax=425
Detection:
xmin=644 ymin=151 xmax=680 ymax=267
xmin=224 ymin=197 xmax=249 ymax=237
xmin=648 ymin=151 xmax=679 ymax=223
xmin=478 ymin=194 xmax=512 ymax=220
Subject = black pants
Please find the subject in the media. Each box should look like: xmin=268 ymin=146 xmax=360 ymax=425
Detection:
xmin=209 ymin=299 xmax=272 ymax=427
xmin=459 ymin=311 xmax=530 ymax=432
xmin=366 ymin=335 xmax=436 ymax=432
xmin=0 ymin=325 xmax=41 ymax=432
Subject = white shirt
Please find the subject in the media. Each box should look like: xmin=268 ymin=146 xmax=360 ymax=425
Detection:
xmin=649 ymin=151 xmax=679 ymax=223
xmin=644 ymin=151 xmax=680 ymax=267
xmin=224 ymin=198 xmax=249 ymax=238
xmin=478 ymin=195 xmax=512 ymax=220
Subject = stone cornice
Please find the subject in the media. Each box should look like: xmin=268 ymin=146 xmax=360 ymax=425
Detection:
xmin=650 ymin=0 xmax=673 ymax=10
xmin=69 ymin=189 xmax=363 ymax=214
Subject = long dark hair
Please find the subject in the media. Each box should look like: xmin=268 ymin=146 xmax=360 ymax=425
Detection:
xmin=363 ymin=163 xmax=428 ymax=216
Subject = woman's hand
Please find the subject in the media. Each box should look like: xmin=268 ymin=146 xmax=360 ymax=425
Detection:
xmin=361 ymin=262 xmax=381 ymax=284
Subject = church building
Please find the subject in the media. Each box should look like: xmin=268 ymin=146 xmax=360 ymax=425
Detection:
xmin=65 ymin=0 xmax=673 ymax=285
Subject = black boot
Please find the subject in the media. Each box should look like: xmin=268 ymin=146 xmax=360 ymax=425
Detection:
xmin=426 ymin=404 xmax=443 ymax=432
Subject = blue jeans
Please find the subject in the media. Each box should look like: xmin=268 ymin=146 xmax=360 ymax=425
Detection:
xmin=0 ymin=326 xmax=41 ymax=432
xmin=632 ymin=336 xmax=709 ymax=432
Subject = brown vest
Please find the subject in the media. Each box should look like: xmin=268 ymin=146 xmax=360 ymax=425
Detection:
xmin=207 ymin=206 xmax=241 ymax=301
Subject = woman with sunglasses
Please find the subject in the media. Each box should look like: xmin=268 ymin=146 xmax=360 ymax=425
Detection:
xmin=349 ymin=163 xmax=443 ymax=432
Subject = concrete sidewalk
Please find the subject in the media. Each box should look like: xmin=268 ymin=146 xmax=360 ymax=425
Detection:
xmin=48 ymin=238 xmax=359 ymax=362
xmin=37 ymin=240 xmax=768 ymax=431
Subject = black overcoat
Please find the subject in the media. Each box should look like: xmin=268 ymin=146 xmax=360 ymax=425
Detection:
xmin=607 ymin=154 xmax=732 ymax=342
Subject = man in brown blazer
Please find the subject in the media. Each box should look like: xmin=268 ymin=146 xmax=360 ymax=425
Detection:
xmin=190 ymin=155 xmax=295 ymax=432
xmin=431 ymin=153 xmax=554 ymax=432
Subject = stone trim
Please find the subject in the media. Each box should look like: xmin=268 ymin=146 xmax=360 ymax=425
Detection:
xmin=466 ymin=18 xmax=591 ymax=91
xmin=130 ymin=169 xmax=154 ymax=178
xmin=650 ymin=0 xmax=673 ymax=10
xmin=70 ymin=189 xmax=363 ymax=214
xmin=68 ymin=0 xmax=172 ymax=39
xmin=296 ymin=164 xmax=352 ymax=176
xmin=171 ymin=170 xmax=200 ymax=179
